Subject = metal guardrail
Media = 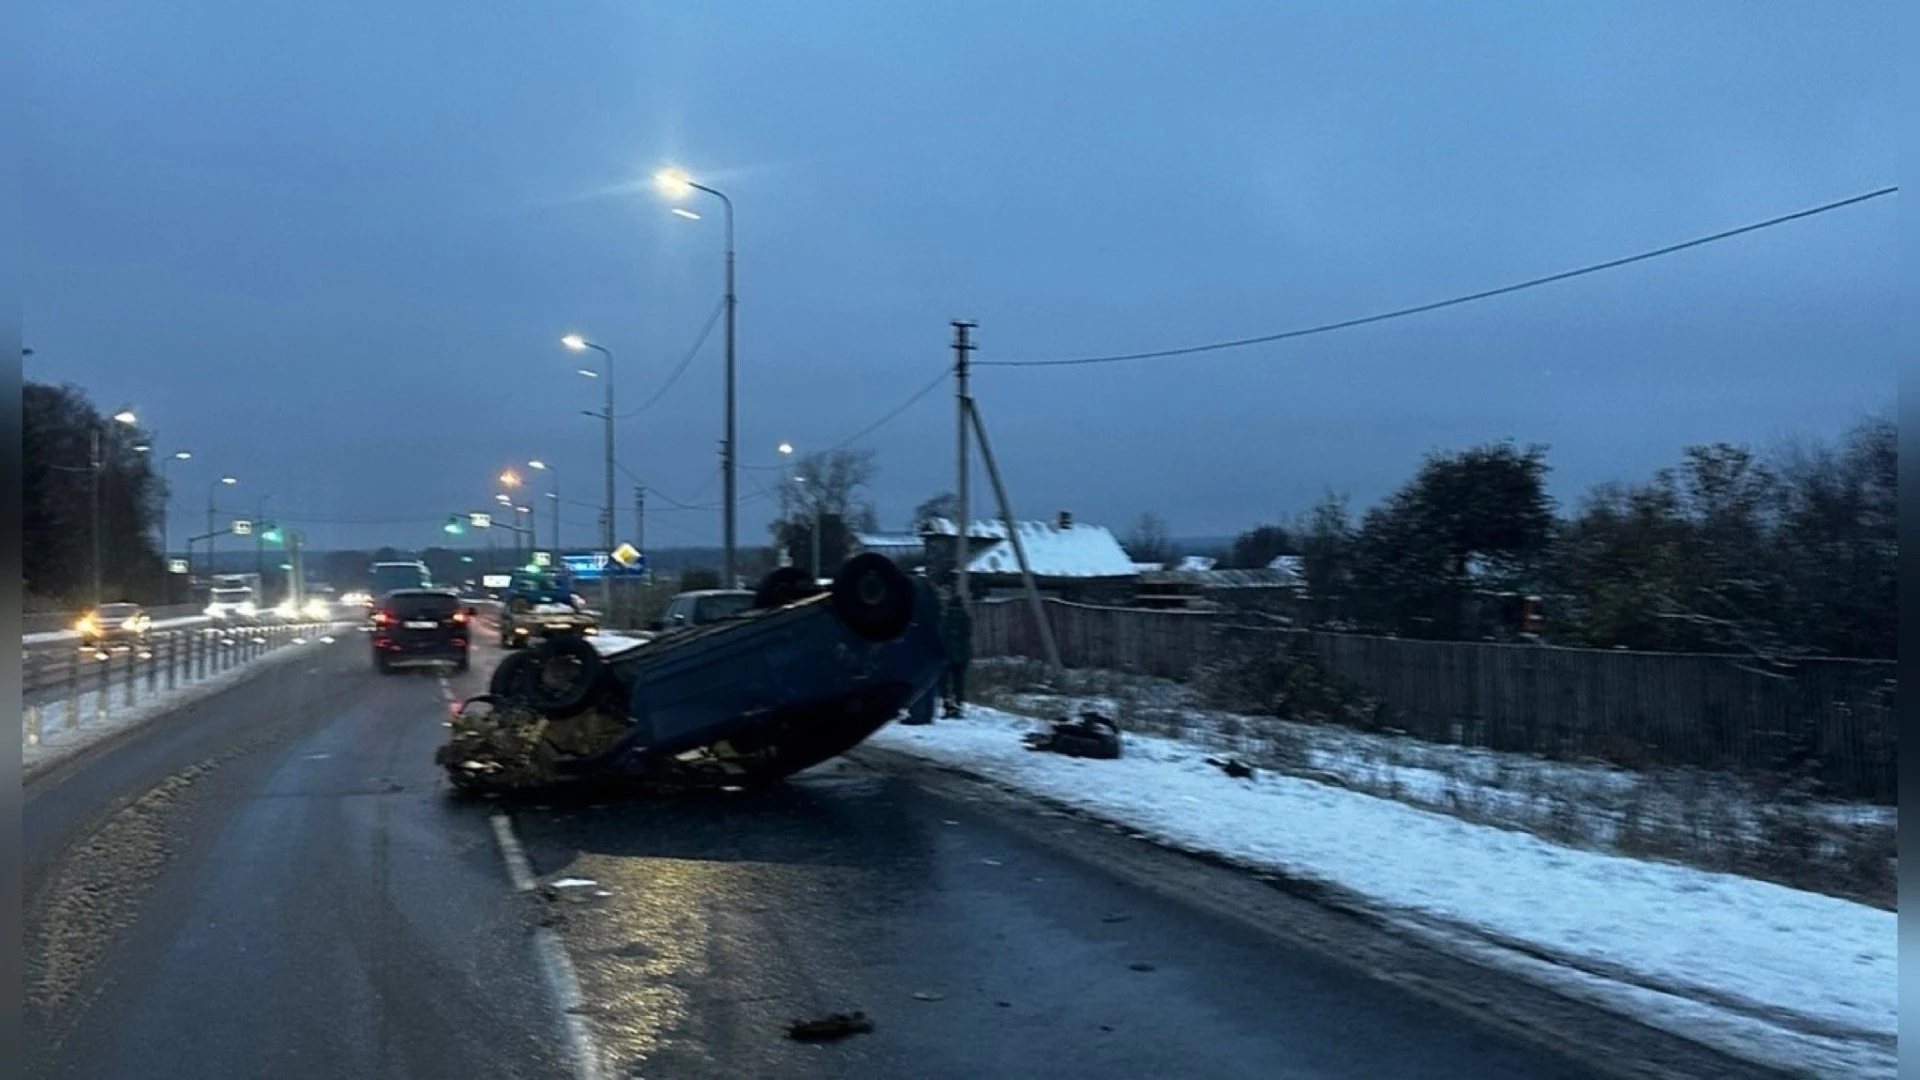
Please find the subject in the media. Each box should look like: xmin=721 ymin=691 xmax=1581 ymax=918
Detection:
xmin=22 ymin=621 xmax=339 ymax=752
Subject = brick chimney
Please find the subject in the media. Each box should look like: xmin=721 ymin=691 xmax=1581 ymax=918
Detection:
xmin=1056 ymin=510 xmax=1073 ymax=529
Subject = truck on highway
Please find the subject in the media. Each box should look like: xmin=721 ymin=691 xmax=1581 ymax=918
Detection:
xmin=369 ymin=560 xmax=431 ymax=600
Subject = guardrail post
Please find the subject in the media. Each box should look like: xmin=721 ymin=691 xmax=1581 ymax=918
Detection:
xmin=146 ymin=640 xmax=158 ymax=694
xmin=197 ymin=631 xmax=207 ymax=680
xmin=94 ymin=648 xmax=109 ymax=721
xmin=166 ymin=634 xmax=177 ymax=690
xmin=125 ymin=649 xmax=138 ymax=708
xmin=67 ymin=647 xmax=80 ymax=714
xmin=25 ymin=703 xmax=41 ymax=747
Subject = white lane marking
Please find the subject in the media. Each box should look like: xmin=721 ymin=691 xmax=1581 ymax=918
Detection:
xmin=437 ymin=674 xmax=457 ymax=703
xmin=490 ymin=813 xmax=605 ymax=1080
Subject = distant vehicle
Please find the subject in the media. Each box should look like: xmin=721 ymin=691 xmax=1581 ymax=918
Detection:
xmin=498 ymin=570 xmax=598 ymax=649
xmin=370 ymin=589 xmax=472 ymax=673
xmin=77 ymin=602 xmax=150 ymax=647
xmin=652 ymin=589 xmax=756 ymax=636
xmin=368 ymin=560 xmax=431 ymax=599
xmin=205 ymin=586 xmax=258 ymax=623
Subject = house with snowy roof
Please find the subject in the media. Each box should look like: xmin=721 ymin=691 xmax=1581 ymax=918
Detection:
xmin=920 ymin=512 xmax=1140 ymax=603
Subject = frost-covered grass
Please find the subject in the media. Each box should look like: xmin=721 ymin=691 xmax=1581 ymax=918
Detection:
xmin=968 ymin=658 xmax=1897 ymax=909
xmin=869 ymin=706 xmax=1898 ymax=1078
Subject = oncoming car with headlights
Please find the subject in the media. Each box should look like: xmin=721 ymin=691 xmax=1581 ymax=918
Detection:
xmin=77 ymin=602 xmax=151 ymax=648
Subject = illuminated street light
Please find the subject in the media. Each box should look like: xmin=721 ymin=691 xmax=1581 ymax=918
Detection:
xmin=528 ymin=460 xmax=560 ymax=552
xmin=500 ymin=469 xmax=521 ymax=488
xmin=655 ymin=165 xmax=739 ymax=584
xmin=560 ymin=334 xmax=616 ymax=589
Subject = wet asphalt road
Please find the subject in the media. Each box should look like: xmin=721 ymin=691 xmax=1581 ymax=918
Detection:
xmin=22 ymin=631 xmax=1621 ymax=1079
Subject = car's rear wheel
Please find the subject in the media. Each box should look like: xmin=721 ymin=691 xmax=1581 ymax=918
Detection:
xmin=829 ymin=553 xmax=915 ymax=641
xmin=753 ymin=566 xmax=821 ymax=609
xmin=375 ymin=653 xmax=393 ymax=674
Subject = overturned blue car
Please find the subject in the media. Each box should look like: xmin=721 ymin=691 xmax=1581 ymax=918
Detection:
xmin=436 ymin=554 xmax=947 ymax=793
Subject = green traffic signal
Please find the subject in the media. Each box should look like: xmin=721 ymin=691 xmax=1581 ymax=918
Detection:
xmin=443 ymin=514 xmax=465 ymax=535
xmin=261 ymin=521 xmax=283 ymax=544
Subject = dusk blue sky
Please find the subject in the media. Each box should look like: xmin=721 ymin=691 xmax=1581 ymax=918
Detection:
xmin=27 ymin=2 xmax=1898 ymax=553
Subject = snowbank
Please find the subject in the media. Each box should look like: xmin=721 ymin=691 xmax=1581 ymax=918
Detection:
xmin=868 ymin=708 xmax=1897 ymax=1078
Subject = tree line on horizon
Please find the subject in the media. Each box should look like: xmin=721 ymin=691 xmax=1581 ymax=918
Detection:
xmin=1124 ymin=413 xmax=1894 ymax=661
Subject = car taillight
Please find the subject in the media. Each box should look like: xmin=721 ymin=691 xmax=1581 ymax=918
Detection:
xmin=373 ymin=610 xmax=394 ymax=625
xmin=451 ymin=610 xmax=468 ymax=624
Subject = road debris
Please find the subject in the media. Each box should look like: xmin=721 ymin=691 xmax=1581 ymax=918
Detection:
xmin=1020 ymin=711 xmax=1122 ymax=759
xmin=910 ymin=990 xmax=946 ymax=1002
xmin=1204 ymin=756 xmax=1257 ymax=780
xmin=786 ymin=1011 xmax=874 ymax=1042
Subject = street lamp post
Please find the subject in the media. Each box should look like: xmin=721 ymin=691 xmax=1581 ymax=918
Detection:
xmin=92 ymin=409 xmax=140 ymax=605
xmin=656 ymin=168 xmax=737 ymax=586
xmin=776 ymin=442 xmax=821 ymax=582
xmin=206 ymin=475 xmax=238 ymax=577
xmin=561 ymin=336 xmax=615 ymax=559
xmin=528 ymin=460 xmax=559 ymax=555
xmin=500 ymin=470 xmax=533 ymax=553
xmin=255 ymin=494 xmax=274 ymax=582
xmin=563 ymin=336 xmax=617 ymax=612
xmin=133 ymin=441 xmax=192 ymax=598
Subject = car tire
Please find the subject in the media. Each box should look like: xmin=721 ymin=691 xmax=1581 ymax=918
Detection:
xmin=490 ymin=637 xmax=603 ymax=719
xmin=829 ymin=553 xmax=916 ymax=641
xmin=454 ymin=655 xmax=470 ymax=673
xmin=753 ymin=566 xmax=821 ymax=609
xmin=375 ymin=654 xmax=393 ymax=674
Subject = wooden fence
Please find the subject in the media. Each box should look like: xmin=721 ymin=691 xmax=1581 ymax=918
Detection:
xmin=970 ymin=598 xmax=1898 ymax=801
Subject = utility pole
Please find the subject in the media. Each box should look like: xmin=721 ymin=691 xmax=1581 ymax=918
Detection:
xmin=952 ymin=319 xmax=975 ymax=611
xmin=633 ymin=485 xmax=646 ymax=568
xmin=967 ymin=396 xmax=1063 ymax=678
xmin=90 ymin=427 xmax=103 ymax=606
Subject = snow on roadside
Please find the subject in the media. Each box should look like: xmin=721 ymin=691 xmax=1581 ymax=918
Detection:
xmin=868 ymin=707 xmax=1897 ymax=1078
xmin=23 ymin=628 xmax=347 ymax=775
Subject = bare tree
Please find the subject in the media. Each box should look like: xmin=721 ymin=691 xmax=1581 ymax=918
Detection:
xmin=1124 ymin=512 xmax=1175 ymax=564
xmin=909 ymin=492 xmax=958 ymax=531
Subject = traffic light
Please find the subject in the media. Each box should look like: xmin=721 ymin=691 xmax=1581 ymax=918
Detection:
xmin=443 ymin=514 xmax=465 ymax=535
xmin=260 ymin=521 xmax=283 ymax=544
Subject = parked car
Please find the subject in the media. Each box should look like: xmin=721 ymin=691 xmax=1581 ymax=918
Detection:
xmin=651 ymin=588 xmax=756 ymax=636
xmin=77 ymin=602 xmax=150 ymax=648
xmin=371 ymin=589 xmax=474 ymax=673
xmin=438 ymin=556 xmax=947 ymax=792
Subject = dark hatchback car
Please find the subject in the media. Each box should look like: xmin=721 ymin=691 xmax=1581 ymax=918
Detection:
xmin=371 ymin=589 xmax=473 ymax=673
xmin=440 ymin=556 xmax=949 ymax=792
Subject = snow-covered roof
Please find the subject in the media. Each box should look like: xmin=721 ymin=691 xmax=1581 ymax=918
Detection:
xmin=856 ymin=532 xmax=923 ymax=551
xmin=923 ymin=518 xmax=1139 ymax=579
xmin=1177 ymin=555 xmax=1217 ymax=572
xmin=1131 ymin=560 xmax=1166 ymax=574
xmin=1267 ymin=554 xmax=1305 ymax=576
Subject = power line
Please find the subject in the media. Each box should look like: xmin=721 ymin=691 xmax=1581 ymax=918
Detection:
xmin=979 ymin=186 xmax=1898 ymax=369
xmin=829 ymin=366 xmax=952 ymax=449
xmin=617 ymin=297 xmax=726 ymax=418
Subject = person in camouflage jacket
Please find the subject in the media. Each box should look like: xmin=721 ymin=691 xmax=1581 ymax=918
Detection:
xmin=938 ymin=587 xmax=973 ymax=718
